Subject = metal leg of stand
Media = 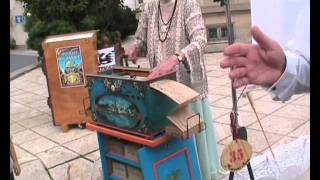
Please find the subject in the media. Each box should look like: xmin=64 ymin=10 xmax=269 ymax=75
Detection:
xmin=247 ymin=162 xmax=255 ymax=180
xmin=228 ymin=127 xmax=255 ymax=180
xmin=229 ymin=163 xmax=254 ymax=180
xmin=229 ymin=172 xmax=234 ymax=180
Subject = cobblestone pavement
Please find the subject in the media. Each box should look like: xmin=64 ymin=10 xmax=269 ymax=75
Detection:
xmin=10 ymin=52 xmax=310 ymax=179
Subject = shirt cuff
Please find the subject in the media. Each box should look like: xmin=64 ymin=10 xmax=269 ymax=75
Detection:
xmin=267 ymin=50 xmax=300 ymax=101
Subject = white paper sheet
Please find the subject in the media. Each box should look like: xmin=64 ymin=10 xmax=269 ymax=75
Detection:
xmin=250 ymin=0 xmax=310 ymax=60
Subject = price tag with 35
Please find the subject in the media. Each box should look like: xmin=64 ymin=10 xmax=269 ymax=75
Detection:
xmin=220 ymin=139 xmax=253 ymax=171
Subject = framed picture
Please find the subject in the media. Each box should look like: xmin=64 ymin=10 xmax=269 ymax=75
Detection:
xmin=56 ymin=45 xmax=85 ymax=88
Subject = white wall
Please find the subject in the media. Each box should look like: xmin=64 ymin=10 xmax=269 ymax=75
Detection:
xmin=10 ymin=0 xmax=28 ymax=47
xmin=123 ymin=0 xmax=137 ymax=9
xmin=123 ymin=0 xmax=146 ymax=10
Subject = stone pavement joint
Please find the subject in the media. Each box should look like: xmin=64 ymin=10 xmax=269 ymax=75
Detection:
xmin=37 ymin=158 xmax=54 ymax=180
xmin=15 ymin=144 xmax=54 ymax=180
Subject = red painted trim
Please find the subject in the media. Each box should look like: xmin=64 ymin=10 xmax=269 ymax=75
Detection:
xmin=93 ymin=121 xmax=162 ymax=140
xmin=86 ymin=123 xmax=170 ymax=148
xmin=153 ymin=147 xmax=194 ymax=180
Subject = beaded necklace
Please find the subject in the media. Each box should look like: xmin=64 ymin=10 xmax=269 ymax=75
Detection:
xmin=157 ymin=0 xmax=177 ymax=42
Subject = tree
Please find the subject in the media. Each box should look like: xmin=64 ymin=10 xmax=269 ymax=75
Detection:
xmin=18 ymin=0 xmax=138 ymax=60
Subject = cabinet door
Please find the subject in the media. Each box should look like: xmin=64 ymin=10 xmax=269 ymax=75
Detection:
xmin=138 ymin=137 xmax=202 ymax=180
xmin=43 ymin=32 xmax=98 ymax=126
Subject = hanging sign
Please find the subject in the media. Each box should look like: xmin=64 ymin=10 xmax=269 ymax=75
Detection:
xmin=221 ymin=139 xmax=253 ymax=171
xmin=15 ymin=15 xmax=25 ymax=24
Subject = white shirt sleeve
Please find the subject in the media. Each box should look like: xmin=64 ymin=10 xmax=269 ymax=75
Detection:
xmin=268 ymin=50 xmax=310 ymax=102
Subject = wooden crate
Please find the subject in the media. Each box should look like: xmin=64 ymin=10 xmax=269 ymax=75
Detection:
xmin=42 ymin=31 xmax=98 ymax=132
xmin=127 ymin=166 xmax=143 ymax=180
xmin=110 ymin=160 xmax=127 ymax=179
xmin=106 ymin=137 xmax=124 ymax=156
xmin=91 ymin=126 xmax=202 ymax=180
xmin=124 ymin=142 xmax=141 ymax=162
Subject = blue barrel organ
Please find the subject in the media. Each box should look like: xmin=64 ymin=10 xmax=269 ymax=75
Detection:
xmin=86 ymin=67 xmax=203 ymax=139
xmin=86 ymin=67 xmax=205 ymax=179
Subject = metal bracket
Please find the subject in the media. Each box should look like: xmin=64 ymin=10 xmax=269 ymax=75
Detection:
xmin=122 ymin=55 xmax=129 ymax=67
xmin=186 ymin=113 xmax=202 ymax=139
xmin=79 ymin=96 xmax=91 ymax=116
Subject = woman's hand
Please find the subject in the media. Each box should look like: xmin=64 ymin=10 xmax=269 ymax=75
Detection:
xmin=147 ymin=55 xmax=179 ymax=80
xmin=13 ymin=161 xmax=21 ymax=176
xmin=125 ymin=45 xmax=139 ymax=63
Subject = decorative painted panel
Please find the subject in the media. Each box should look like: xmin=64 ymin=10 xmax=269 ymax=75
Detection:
xmin=86 ymin=69 xmax=177 ymax=137
xmin=138 ymin=137 xmax=202 ymax=180
xmin=95 ymin=95 xmax=141 ymax=129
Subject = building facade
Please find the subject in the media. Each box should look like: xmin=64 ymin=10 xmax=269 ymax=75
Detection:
xmin=10 ymin=0 xmax=28 ymax=49
xmin=201 ymin=0 xmax=251 ymax=52
xmin=130 ymin=0 xmax=251 ymax=52
xmin=10 ymin=0 xmax=251 ymax=52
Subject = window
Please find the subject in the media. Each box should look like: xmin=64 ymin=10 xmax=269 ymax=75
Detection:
xmin=138 ymin=0 xmax=143 ymax=4
xmin=220 ymin=27 xmax=228 ymax=38
xmin=207 ymin=24 xmax=234 ymax=42
xmin=208 ymin=28 xmax=218 ymax=40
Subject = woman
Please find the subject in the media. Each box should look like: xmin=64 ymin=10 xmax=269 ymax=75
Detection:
xmin=125 ymin=0 xmax=220 ymax=179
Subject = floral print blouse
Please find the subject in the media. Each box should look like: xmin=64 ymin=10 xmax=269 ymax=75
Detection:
xmin=134 ymin=0 xmax=209 ymax=97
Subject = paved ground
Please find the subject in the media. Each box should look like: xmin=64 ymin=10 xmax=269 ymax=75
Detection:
xmin=10 ymin=48 xmax=310 ymax=179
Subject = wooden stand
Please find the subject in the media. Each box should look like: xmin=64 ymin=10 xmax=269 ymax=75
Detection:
xmin=42 ymin=31 xmax=98 ymax=132
xmin=87 ymin=122 xmax=202 ymax=180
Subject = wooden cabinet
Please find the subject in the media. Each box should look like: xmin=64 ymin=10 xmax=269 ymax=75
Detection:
xmin=42 ymin=31 xmax=98 ymax=132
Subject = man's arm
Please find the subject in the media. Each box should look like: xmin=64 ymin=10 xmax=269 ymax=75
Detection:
xmin=269 ymin=49 xmax=310 ymax=101
xmin=220 ymin=26 xmax=310 ymax=102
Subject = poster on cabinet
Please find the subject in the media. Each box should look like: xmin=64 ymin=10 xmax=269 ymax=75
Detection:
xmin=56 ymin=45 xmax=85 ymax=88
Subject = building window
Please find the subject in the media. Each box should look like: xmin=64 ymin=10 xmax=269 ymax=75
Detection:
xmin=207 ymin=24 xmax=234 ymax=42
xmin=208 ymin=28 xmax=218 ymax=40
xmin=138 ymin=0 xmax=143 ymax=4
xmin=220 ymin=27 xmax=228 ymax=38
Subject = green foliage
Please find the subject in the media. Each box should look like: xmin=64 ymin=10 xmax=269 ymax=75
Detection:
xmin=18 ymin=0 xmax=138 ymax=57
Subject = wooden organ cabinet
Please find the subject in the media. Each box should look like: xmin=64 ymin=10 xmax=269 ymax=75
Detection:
xmin=86 ymin=67 xmax=205 ymax=179
xmin=42 ymin=31 xmax=98 ymax=132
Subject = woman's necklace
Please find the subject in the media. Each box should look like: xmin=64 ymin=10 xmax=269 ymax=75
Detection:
xmin=157 ymin=0 xmax=177 ymax=42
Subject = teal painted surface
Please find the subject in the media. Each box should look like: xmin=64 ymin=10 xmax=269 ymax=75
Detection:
xmin=96 ymin=132 xmax=201 ymax=180
xmin=97 ymin=133 xmax=109 ymax=180
xmin=190 ymin=98 xmax=220 ymax=179
xmin=95 ymin=95 xmax=140 ymax=129
xmin=87 ymin=74 xmax=178 ymax=135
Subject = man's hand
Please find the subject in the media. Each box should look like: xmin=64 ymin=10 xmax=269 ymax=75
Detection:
xmin=147 ymin=55 xmax=179 ymax=80
xmin=220 ymin=26 xmax=286 ymax=88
